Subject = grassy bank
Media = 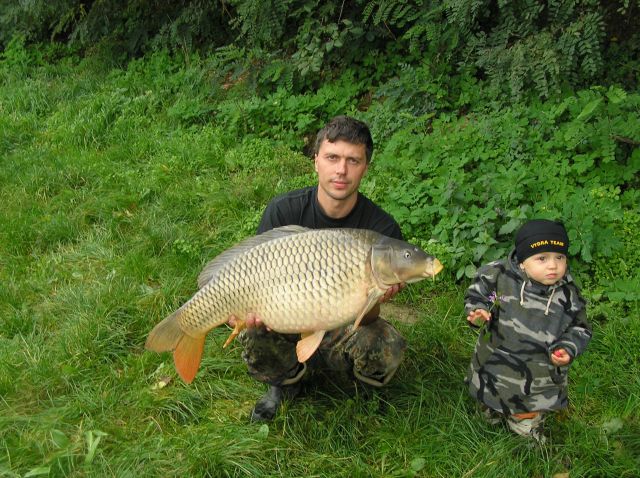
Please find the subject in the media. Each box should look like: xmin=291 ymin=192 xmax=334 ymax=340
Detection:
xmin=1 ymin=55 xmax=638 ymax=477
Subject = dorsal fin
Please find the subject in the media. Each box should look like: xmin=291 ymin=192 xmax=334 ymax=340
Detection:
xmin=197 ymin=225 xmax=310 ymax=288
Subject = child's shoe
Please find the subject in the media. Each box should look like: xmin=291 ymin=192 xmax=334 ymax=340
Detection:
xmin=507 ymin=412 xmax=546 ymax=444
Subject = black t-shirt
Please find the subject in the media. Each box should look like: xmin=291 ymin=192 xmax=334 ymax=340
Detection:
xmin=257 ymin=186 xmax=403 ymax=240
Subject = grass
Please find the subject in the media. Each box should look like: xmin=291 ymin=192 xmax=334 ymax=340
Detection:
xmin=1 ymin=54 xmax=639 ymax=478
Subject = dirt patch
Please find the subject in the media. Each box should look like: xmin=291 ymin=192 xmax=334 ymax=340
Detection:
xmin=380 ymin=303 xmax=421 ymax=324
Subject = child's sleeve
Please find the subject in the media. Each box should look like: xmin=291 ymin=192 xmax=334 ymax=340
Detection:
xmin=552 ymin=286 xmax=592 ymax=359
xmin=464 ymin=262 xmax=499 ymax=315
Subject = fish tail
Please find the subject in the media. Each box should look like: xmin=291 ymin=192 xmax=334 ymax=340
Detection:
xmin=145 ymin=309 xmax=185 ymax=352
xmin=173 ymin=334 xmax=206 ymax=384
xmin=145 ymin=309 xmax=206 ymax=384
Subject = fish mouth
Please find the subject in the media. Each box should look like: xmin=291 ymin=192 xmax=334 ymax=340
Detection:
xmin=404 ymin=258 xmax=443 ymax=284
xmin=423 ymin=258 xmax=444 ymax=278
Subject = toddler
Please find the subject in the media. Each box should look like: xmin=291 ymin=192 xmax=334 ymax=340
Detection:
xmin=465 ymin=219 xmax=592 ymax=442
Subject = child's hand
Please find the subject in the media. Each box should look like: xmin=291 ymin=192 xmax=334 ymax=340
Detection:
xmin=550 ymin=348 xmax=571 ymax=366
xmin=467 ymin=309 xmax=491 ymax=327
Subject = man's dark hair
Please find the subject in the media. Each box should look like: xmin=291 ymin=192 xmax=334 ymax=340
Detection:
xmin=314 ymin=115 xmax=374 ymax=163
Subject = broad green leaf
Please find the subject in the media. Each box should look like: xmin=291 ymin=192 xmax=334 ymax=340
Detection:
xmin=498 ymin=218 xmax=520 ymax=235
xmin=473 ymin=244 xmax=489 ymax=261
xmin=606 ymin=86 xmax=627 ymax=104
xmin=464 ymin=264 xmax=477 ymax=278
xmin=84 ymin=430 xmax=108 ymax=465
xmin=576 ymin=98 xmax=602 ymax=122
xmin=51 ymin=429 xmax=70 ymax=448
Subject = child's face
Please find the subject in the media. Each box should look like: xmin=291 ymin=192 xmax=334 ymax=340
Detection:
xmin=520 ymin=252 xmax=567 ymax=285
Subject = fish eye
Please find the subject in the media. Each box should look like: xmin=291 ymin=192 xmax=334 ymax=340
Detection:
xmin=404 ymin=251 xmax=411 ymax=259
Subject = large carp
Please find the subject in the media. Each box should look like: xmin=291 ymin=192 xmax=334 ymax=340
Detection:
xmin=145 ymin=226 xmax=443 ymax=383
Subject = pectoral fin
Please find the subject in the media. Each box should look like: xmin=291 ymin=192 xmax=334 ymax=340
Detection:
xmin=353 ymin=291 xmax=383 ymax=329
xmin=296 ymin=330 xmax=325 ymax=363
xmin=223 ymin=319 xmax=246 ymax=348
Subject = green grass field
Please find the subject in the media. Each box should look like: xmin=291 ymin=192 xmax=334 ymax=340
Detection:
xmin=1 ymin=57 xmax=638 ymax=477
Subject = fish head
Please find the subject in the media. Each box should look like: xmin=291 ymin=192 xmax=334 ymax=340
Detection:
xmin=371 ymin=237 xmax=444 ymax=286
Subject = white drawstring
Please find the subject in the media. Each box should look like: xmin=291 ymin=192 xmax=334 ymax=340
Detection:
xmin=521 ymin=280 xmax=556 ymax=315
xmin=545 ymin=287 xmax=556 ymax=316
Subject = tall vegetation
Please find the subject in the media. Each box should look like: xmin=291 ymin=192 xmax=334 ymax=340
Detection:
xmin=1 ymin=1 xmax=639 ymax=97
xmin=1 ymin=0 xmax=638 ymax=290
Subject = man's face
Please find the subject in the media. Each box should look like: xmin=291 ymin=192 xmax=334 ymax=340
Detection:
xmin=314 ymin=139 xmax=368 ymax=203
xmin=520 ymin=252 xmax=567 ymax=285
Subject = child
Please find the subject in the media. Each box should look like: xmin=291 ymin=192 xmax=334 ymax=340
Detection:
xmin=464 ymin=219 xmax=591 ymax=442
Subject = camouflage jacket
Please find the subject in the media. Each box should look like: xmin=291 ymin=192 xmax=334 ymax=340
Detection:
xmin=464 ymin=250 xmax=591 ymax=414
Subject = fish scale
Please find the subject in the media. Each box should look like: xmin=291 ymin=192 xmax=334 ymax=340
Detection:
xmin=178 ymin=230 xmax=372 ymax=334
xmin=145 ymin=226 xmax=443 ymax=383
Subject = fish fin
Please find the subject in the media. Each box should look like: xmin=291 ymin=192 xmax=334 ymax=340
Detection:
xmin=296 ymin=330 xmax=325 ymax=363
xmin=145 ymin=309 xmax=184 ymax=352
xmin=145 ymin=308 xmax=206 ymax=383
xmin=173 ymin=334 xmax=206 ymax=384
xmin=197 ymin=225 xmax=311 ymax=288
xmin=353 ymin=291 xmax=383 ymax=330
xmin=222 ymin=320 xmax=246 ymax=348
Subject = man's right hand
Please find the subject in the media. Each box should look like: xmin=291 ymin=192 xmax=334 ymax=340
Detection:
xmin=228 ymin=312 xmax=271 ymax=331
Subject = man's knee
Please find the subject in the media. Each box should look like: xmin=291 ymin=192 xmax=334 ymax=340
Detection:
xmin=238 ymin=329 xmax=301 ymax=385
xmin=344 ymin=319 xmax=406 ymax=387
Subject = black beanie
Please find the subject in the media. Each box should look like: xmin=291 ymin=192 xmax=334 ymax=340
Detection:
xmin=515 ymin=219 xmax=569 ymax=263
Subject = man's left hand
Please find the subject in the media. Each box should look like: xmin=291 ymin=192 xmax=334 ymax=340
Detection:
xmin=379 ymin=283 xmax=405 ymax=303
xmin=359 ymin=283 xmax=405 ymax=326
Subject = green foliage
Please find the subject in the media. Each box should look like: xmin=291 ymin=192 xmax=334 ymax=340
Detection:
xmin=455 ymin=0 xmax=606 ymax=99
xmin=0 ymin=35 xmax=31 ymax=72
xmin=290 ymin=17 xmax=364 ymax=78
xmin=583 ymin=208 xmax=640 ymax=320
xmin=362 ymin=0 xmax=421 ymax=28
xmin=229 ymin=0 xmax=294 ymax=48
xmin=0 ymin=1 xmax=234 ymax=57
xmin=213 ymin=71 xmax=368 ymax=149
xmin=369 ymin=85 xmax=640 ymax=280
xmin=2 ymin=0 xmax=638 ymax=102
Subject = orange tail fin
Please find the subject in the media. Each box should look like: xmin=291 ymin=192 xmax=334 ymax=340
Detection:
xmin=173 ymin=334 xmax=206 ymax=384
xmin=145 ymin=309 xmax=184 ymax=352
xmin=146 ymin=308 xmax=205 ymax=383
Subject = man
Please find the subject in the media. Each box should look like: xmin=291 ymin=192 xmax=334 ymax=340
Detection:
xmin=233 ymin=115 xmax=406 ymax=422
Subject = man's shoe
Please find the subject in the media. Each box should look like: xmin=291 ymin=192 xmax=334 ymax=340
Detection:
xmin=250 ymin=383 xmax=301 ymax=422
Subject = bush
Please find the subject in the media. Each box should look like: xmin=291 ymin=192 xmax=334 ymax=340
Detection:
xmin=367 ymin=85 xmax=640 ymax=280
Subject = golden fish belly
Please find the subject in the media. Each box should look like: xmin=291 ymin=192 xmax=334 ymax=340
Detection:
xmin=178 ymin=229 xmax=378 ymax=336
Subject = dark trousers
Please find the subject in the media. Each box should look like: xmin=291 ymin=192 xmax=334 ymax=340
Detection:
xmin=238 ymin=318 xmax=406 ymax=387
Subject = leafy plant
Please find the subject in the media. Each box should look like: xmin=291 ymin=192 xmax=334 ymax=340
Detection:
xmin=369 ymin=86 xmax=639 ymax=280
